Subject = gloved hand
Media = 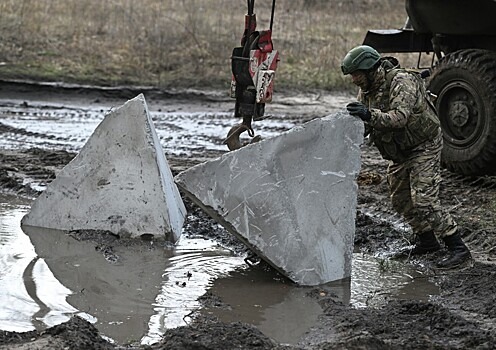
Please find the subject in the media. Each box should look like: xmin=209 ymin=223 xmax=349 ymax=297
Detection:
xmin=346 ymin=102 xmax=371 ymax=122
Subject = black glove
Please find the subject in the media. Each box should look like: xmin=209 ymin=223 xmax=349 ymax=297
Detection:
xmin=346 ymin=102 xmax=371 ymax=122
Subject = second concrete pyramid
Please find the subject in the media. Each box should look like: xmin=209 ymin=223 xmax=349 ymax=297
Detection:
xmin=22 ymin=94 xmax=186 ymax=242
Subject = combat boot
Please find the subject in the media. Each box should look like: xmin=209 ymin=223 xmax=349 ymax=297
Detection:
xmin=437 ymin=232 xmax=471 ymax=268
xmin=399 ymin=230 xmax=440 ymax=256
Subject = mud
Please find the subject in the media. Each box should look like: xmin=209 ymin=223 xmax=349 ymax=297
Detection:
xmin=1 ymin=82 xmax=496 ymax=349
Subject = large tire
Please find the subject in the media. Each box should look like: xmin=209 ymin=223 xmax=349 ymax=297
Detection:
xmin=428 ymin=49 xmax=496 ymax=176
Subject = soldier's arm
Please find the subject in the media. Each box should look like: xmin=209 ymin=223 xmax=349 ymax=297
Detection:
xmin=369 ymin=72 xmax=418 ymax=130
xmin=356 ymin=90 xmax=372 ymax=137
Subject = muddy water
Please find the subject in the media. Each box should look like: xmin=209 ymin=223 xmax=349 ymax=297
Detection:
xmin=200 ymin=252 xmax=439 ymax=344
xmin=0 ymin=95 xmax=438 ymax=345
xmin=0 ymin=195 xmax=438 ymax=345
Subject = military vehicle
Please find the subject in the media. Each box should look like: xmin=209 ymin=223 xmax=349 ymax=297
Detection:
xmin=363 ymin=0 xmax=496 ymax=176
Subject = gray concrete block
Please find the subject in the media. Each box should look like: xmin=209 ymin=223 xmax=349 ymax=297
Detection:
xmin=22 ymin=94 xmax=186 ymax=242
xmin=175 ymin=112 xmax=364 ymax=285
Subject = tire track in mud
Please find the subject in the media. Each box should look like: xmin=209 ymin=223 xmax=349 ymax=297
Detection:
xmin=0 ymin=104 xmax=106 ymax=152
xmin=444 ymin=171 xmax=496 ymax=189
xmin=0 ymin=120 xmax=62 ymax=140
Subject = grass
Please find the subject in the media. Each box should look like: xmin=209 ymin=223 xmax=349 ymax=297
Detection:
xmin=0 ymin=0 xmax=410 ymax=91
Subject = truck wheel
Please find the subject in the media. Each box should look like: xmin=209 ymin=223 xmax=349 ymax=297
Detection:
xmin=428 ymin=49 xmax=496 ymax=176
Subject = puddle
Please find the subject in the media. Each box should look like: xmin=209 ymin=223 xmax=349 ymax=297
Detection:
xmin=199 ymin=252 xmax=439 ymax=344
xmin=3 ymin=195 xmax=246 ymax=345
xmin=348 ymin=252 xmax=439 ymax=308
xmin=198 ymin=265 xmax=323 ymax=345
xmin=0 ymin=194 xmax=439 ymax=345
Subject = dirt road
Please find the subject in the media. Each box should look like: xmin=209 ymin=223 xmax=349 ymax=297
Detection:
xmin=0 ymin=81 xmax=495 ymax=349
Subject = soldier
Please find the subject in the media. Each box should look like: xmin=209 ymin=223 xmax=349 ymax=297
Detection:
xmin=341 ymin=45 xmax=471 ymax=268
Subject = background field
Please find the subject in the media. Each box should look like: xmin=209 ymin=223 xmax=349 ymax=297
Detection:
xmin=0 ymin=0 xmax=413 ymax=91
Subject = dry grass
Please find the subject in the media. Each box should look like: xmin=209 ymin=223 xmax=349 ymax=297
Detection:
xmin=0 ymin=0 xmax=411 ymax=91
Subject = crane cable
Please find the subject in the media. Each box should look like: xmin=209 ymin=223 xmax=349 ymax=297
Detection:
xmin=247 ymin=0 xmax=276 ymax=32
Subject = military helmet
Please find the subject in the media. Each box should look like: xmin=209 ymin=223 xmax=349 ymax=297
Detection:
xmin=341 ymin=45 xmax=381 ymax=75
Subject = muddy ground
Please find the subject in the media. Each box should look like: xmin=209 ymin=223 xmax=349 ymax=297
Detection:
xmin=1 ymin=82 xmax=496 ymax=349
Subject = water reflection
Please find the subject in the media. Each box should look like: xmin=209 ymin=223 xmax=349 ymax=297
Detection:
xmin=349 ymin=253 xmax=438 ymax=308
xmin=22 ymin=223 xmax=245 ymax=345
xmin=0 ymin=195 xmax=246 ymax=343
xmin=0 ymin=197 xmax=82 ymax=332
xmin=142 ymin=241 xmax=245 ymax=345
xmin=0 ymin=196 xmax=438 ymax=345
xmin=200 ymin=265 xmax=323 ymax=345
xmin=198 ymin=252 xmax=439 ymax=344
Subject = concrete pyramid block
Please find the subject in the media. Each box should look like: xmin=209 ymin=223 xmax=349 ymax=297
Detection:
xmin=22 ymin=94 xmax=186 ymax=242
xmin=175 ymin=112 xmax=364 ymax=285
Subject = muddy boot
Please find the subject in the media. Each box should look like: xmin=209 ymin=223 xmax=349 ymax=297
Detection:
xmin=399 ymin=231 xmax=440 ymax=257
xmin=437 ymin=232 xmax=471 ymax=269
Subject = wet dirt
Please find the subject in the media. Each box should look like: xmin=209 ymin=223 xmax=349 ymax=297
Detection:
xmin=1 ymin=81 xmax=496 ymax=349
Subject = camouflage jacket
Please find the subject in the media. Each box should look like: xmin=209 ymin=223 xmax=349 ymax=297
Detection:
xmin=358 ymin=57 xmax=441 ymax=163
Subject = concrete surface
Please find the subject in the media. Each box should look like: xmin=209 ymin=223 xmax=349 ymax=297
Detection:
xmin=175 ymin=112 xmax=364 ymax=285
xmin=21 ymin=94 xmax=186 ymax=241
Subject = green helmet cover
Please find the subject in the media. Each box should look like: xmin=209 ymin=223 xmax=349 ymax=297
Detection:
xmin=341 ymin=45 xmax=381 ymax=75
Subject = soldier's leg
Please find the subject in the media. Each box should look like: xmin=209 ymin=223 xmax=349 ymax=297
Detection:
xmin=410 ymin=135 xmax=470 ymax=267
xmin=388 ymin=162 xmax=431 ymax=234
xmin=409 ymin=136 xmax=456 ymax=237
xmin=387 ymin=161 xmax=440 ymax=255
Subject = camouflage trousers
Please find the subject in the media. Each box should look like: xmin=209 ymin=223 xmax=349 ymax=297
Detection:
xmin=387 ymin=132 xmax=457 ymax=238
